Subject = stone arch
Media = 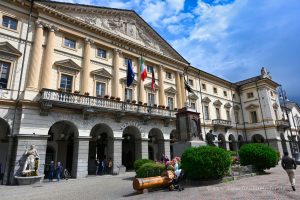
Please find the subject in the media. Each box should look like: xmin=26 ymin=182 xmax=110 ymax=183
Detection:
xmin=0 ymin=118 xmax=10 ymax=185
xmin=238 ymin=135 xmax=244 ymax=149
xmin=228 ymin=134 xmax=237 ymax=151
xmin=122 ymin=125 xmax=142 ymax=170
xmin=46 ymin=120 xmax=79 ymax=178
xmin=148 ymin=128 xmax=164 ymax=161
xmin=218 ymin=134 xmax=227 ymax=150
xmin=251 ymin=134 xmax=265 ymax=143
xmin=206 ymin=131 xmax=216 ymax=146
xmin=88 ymin=123 xmax=114 ymax=175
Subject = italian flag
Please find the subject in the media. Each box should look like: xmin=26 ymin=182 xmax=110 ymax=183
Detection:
xmin=140 ymin=57 xmax=147 ymax=81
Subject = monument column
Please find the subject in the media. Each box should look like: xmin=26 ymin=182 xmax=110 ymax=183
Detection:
xmin=175 ymin=72 xmax=182 ymax=109
xmin=180 ymin=74 xmax=186 ymax=106
xmin=158 ymin=65 xmax=165 ymax=106
xmin=81 ymin=38 xmax=93 ymax=94
xmin=26 ymin=21 xmax=44 ymax=90
xmin=112 ymin=49 xmax=122 ymax=99
xmin=40 ymin=25 xmax=58 ymax=89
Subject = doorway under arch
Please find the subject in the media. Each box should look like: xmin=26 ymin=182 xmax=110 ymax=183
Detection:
xmin=252 ymin=134 xmax=265 ymax=143
xmin=228 ymin=134 xmax=237 ymax=151
xmin=0 ymin=118 xmax=10 ymax=184
xmin=218 ymin=134 xmax=227 ymax=150
xmin=148 ymin=128 xmax=164 ymax=161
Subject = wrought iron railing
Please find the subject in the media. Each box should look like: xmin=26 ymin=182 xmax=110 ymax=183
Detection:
xmin=40 ymin=89 xmax=177 ymax=118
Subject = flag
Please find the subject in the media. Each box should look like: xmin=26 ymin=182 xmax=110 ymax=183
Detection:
xmin=151 ymin=68 xmax=155 ymax=92
xmin=184 ymin=77 xmax=193 ymax=93
xmin=140 ymin=57 xmax=147 ymax=81
xmin=126 ymin=59 xmax=135 ymax=87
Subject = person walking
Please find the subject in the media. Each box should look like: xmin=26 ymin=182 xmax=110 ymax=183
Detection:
xmin=48 ymin=161 xmax=55 ymax=181
xmin=56 ymin=162 xmax=63 ymax=182
xmin=95 ymin=159 xmax=100 ymax=175
xmin=281 ymin=152 xmax=297 ymax=191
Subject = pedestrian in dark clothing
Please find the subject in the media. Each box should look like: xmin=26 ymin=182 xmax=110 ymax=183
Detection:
xmin=281 ymin=152 xmax=297 ymax=191
xmin=48 ymin=161 xmax=55 ymax=181
xmin=56 ymin=162 xmax=63 ymax=182
xmin=96 ymin=159 xmax=100 ymax=175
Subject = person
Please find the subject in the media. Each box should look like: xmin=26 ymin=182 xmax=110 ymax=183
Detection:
xmin=107 ymin=158 xmax=113 ymax=174
xmin=48 ymin=161 xmax=55 ymax=181
xmin=160 ymin=154 xmax=165 ymax=163
xmin=101 ymin=158 xmax=106 ymax=175
xmin=95 ymin=159 xmax=100 ymax=175
xmin=281 ymin=152 xmax=297 ymax=191
xmin=56 ymin=162 xmax=63 ymax=182
xmin=169 ymin=159 xmax=184 ymax=192
xmin=63 ymin=168 xmax=71 ymax=180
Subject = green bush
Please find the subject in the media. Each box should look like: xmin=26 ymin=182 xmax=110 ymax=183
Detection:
xmin=239 ymin=143 xmax=278 ymax=171
xmin=133 ymin=159 xmax=154 ymax=171
xmin=136 ymin=163 xmax=166 ymax=178
xmin=181 ymin=146 xmax=231 ymax=180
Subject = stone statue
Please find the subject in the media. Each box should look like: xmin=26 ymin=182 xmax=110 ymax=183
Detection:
xmin=261 ymin=67 xmax=272 ymax=79
xmin=22 ymin=145 xmax=39 ymax=175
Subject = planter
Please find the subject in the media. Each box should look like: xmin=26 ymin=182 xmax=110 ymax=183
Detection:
xmin=14 ymin=175 xmax=44 ymax=185
xmin=104 ymin=95 xmax=109 ymax=99
xmin=74 ymin=91 xmax=80 ymax=94
xmin=132 ymin=100 xmax=137 ymax=104
xmin=138 ymin=101 xmax=143 ymax=105
xmin=116 ymin=97 xmax=121 ymax=101
xmin=143 ymin=103 xmax=148 ymax=106
xmin=110 ymin=96 xmax=115 ymax=100
xmin=126 ymin=99 xmax=131 ymax=103
xmin=166 ymin=106 xmax=170 ymax=110
xmin=84 ymin=92 xmax=90 ymax=96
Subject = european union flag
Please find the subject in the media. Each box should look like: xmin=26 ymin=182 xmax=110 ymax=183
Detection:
xmin=126 ymin=59 xmax=135 ymax=87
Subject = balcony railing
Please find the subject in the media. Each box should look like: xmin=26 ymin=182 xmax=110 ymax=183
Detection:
xmin=40 ymin=89 xmax=177 ymax=119
xmin=276 ymin=120 xmax=290 ymax=129
xmin=212 ymin=119 xmax=233 ymax=132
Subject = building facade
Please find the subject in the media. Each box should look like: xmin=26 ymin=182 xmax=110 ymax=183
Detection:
xmin=0 ymin=0 xmax=299 ymax=184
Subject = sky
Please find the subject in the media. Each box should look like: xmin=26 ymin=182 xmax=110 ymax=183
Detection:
xmin=53 ymin=0 xmax=300 ymax=103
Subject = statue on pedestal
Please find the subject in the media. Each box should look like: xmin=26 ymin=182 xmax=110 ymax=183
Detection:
xmin=22 ymin=145 xmax=39 ymax=176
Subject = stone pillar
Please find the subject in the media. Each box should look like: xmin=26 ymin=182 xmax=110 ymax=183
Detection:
xmin=10 ymin=135 xmax=48 ymax=184
xmin=112 ymin=137 xmax=122 ymax=174
xmin=72 ymin=137 xmax=90 ymax=178
xmin=138 ymin=58 xmax=146 ymax=104
xmin=26 ymin=21 xmax=44 ymax=90
xmin=112 ymin=49 xmax=122 ymax=99
xmin=180 ymin=74 xmax=186 ymax=106
xmin=158 ymin=65 xmax=165 ymax=106
xmin=175 ymin=72 xmax=182 ymax=109
xmin=81 ymin=38 xmax=93 ymax=95
xmin=163 ymin=139 xmax=171 ymax=160
xmin=141 ymin=138 xmax=149 ymax=159
xmin=40 ymin=25 xmax=58 ymax=89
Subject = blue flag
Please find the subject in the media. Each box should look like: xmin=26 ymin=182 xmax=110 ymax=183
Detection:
xmin=126 ymin=59 xmax=135 ymax=87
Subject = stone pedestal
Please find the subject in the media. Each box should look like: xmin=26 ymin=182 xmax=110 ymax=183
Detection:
xmin=173 ymin=140 xmax=206 ymax=157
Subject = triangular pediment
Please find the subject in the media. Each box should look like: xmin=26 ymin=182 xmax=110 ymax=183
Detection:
xmin=37 ymin=1 xmax=188 ymax=64
xmin=91 ymin=68 xmax=112 ymax=79
xmin=0 ymin=42 xmax=22 ymax=57
xmin=144 ymin=82 xmax=159 ymax=91
xmin=245 ymin=104 xmax=259 ymax=110
xmin=164 ymin=87 xmax=177 ymax=95
xmin=188 ymin=93 xmax=198 ymax=100
xmin=202 ymin=97 xmax=211 ymax=103
xmin=55 ymin=59 xmax=81 ymax=71
xmin=213 ymin=100 xmax=223 ymax=107
xmin=224 ymin=103 xmax=232 ymax=109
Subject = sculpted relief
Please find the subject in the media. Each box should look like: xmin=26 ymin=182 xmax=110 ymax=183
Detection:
xmin=78 ymin=14 xmax=161 ymax=51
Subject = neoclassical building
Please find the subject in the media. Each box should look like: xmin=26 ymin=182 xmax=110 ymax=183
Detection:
xmin=0 ymin=0 xmax=299 ymax=184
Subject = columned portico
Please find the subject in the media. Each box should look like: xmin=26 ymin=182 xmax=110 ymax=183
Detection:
xmin=40 ymin=26 xmax=58 ymax=89
xmin=26 ymin=21 xmax=44 ymax=90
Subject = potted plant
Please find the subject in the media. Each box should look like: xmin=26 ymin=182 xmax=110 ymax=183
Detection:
xmin=116 ymin=97 xmax=121 ymax=101
xmin=143 ymin=103 xmax=148 ymax=106
xmin=154 ymin=104 xmax=157 ymax=108
xmin=126 ymin=99 xmax=131 ymax=103
xmin=84 ymin=92 xmax=89 ymax=96
xmin=138 ymin=101 xmax=143 ymax=105
xmin=132 ymin=100 xmax=137 ymax=104
xmin=74 ymin=90 xmax=80 ymax=94
xmin=166 ymin=106 xmax=170 ymax=110
xmin=110 ymin=96 xmax=115 ymax=100
xmin=104 ymin=94 xmax=109 ymax=99
xmin=162 ymin=105 xmax=165 ymax=109
xmin=58 ymin=88 xmax=63 ymax=92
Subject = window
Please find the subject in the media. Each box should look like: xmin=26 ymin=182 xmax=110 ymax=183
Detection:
xmin=234 ymin=111 xmax=239 ymax=124
xmin=166 ymin=72 xmax=172 ymax=79
xmin=96 ymin=82 xmax=106 ymax=97
xmin=247 ymin=92 xmax=254 ymax=98
xmin=60 ymin=74 xmax=73 ymax=92
xmin=2 ymin=16 xmax=18 ymax=30
xmin=0 ymin=61 xmax=11 ymax=89
xmin=148 ymin=93 xmax=155 ymax=106
xmin=274 ymin=109 xmax=278 ymax=120
xmin=213 ymin=87 xmax=218 ymax=94
xmin=226 ymin=110 xmax=231 ymax=121
xmin=64 ymin=38 xmax=76 ymax=49
xmin=216 ymin=108 xmax=221 ymax=119
xmin=250 ymin=111 xmax=258 ymax=123
xmin=167 ymin=97 xmax=174 ymax=110
xmin=202 ymin=83 xmax=206 ymax=90
xmin=223 ymin=91 xmax=227 ymax=97
xmin=204 ymin=106 xmax=209 ymax=120
xmin=191 ymin=102 xmax=196 ymax=110
xmin=188 ymin=79 xmax=193 ymax=86
xmin=97 ymin=48 xmax=107 ymax=59
xmin=147 ymin=66 xmax=153 ymax=74
xmin=125 ymin=88 xmax=132 ymax=101
xmin=124 ymin=58 xmax=132 ymax=66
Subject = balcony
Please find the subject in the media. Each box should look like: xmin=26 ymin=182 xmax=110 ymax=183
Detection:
xmin=212 ymin=119 xmax=233 ymax=132
xmin=39 ymin=89 xmax=177 ymax=123
xmin=276 ymin=120 xmax=290 ymax=130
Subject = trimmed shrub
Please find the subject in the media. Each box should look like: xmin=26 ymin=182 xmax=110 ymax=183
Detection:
xmin=239 ymin=143 xmax=278 ymax=171
xmin=136 ymin=163 xmax=166 ymax=178
xmin=133 ymin=159 xmax=154 ymax=171
xmin=181 ymin=146 xmax=231 ymax=180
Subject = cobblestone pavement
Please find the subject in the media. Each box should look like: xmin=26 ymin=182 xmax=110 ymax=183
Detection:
xmin=0 ymin=165 xmax=299 ymax=200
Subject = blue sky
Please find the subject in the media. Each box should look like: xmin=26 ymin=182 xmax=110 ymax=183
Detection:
xmin=55 ymin=0 xmax=300 ymax=103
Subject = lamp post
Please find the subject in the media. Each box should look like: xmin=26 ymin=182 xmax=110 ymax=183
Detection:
xmin=279 ymin=86 xmax=300 ymax=161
